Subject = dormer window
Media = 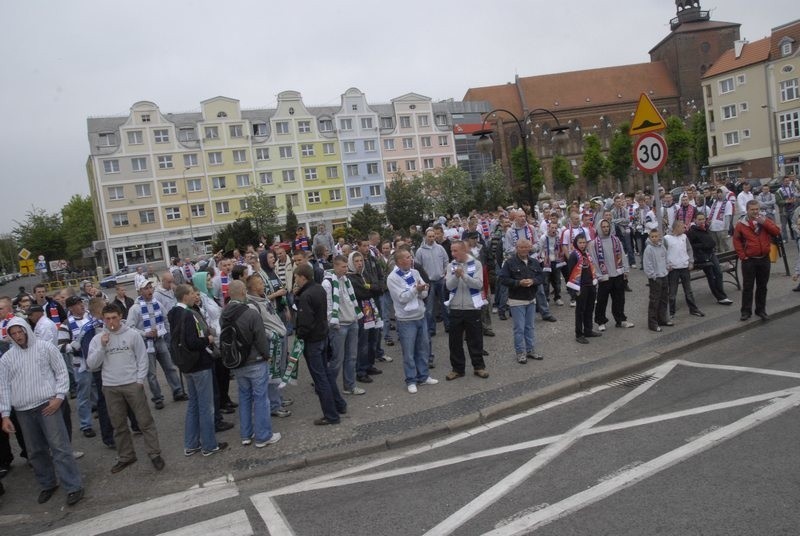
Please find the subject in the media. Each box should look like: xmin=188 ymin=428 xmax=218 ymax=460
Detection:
xmin=780 ymin=37 xmax=795 ymax=57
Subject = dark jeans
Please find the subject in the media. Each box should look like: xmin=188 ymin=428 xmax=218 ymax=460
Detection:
xmin=741 ymin=256 xmax=771 ymax=315
xmin=542 ymin=264 xmax=562 ymax=301
xmin=448 ymin=309 xmax=485 ymax=374
xmin=304 ymin=339 xmax=345 ymax=422
xmin=356 ymin=325 xmax=380 ymax=377
xmin=648 ymin=277 xmax=670 ymax=329
xmin=574 ymin=285 xmax=597 ymax=337
xmin=215 ymin=359 xmax=233 ymax=406
xmin=697 ymin=256 xmax=728 ymax=301
xmin=668 ymin=268 xmax=700 ymax=316
xmin=595 ymin=274 xmax=627 ymax=326
xmin=493 ymin=265 xmax=509 ymax=313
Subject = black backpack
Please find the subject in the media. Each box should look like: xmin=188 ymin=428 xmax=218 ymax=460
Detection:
xmin=169 ymin=311 xmax=200 ymax=374
xmin=219 ymin=304 xmax=252 ymax=369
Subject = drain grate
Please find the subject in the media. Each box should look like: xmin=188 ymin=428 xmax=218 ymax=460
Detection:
xmin=607 ymin=372 xmax=656 ymax=389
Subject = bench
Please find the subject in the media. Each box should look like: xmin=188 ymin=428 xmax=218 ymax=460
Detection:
xmin=690 ymin=250 xmax=740 ymax=290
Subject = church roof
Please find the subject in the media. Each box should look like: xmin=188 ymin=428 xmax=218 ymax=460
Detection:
xmin=649 ymin=19 xmax=741 ymax=54
xmin=702 ymin=37 xmax=771 ymax=79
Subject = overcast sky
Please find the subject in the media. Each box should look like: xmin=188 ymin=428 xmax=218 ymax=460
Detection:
xmin=0 ymin=0 xmax=794 ymax=235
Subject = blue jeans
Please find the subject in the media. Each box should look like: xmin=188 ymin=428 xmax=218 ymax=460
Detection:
xmin=328 ymin=322 xmax=359 ymax=390
xmin=535 ymin=285 xmax=552 ymax=318
xmin=236 ymin=361 xmax=274 ymax=443
xmin=509 ymin=302 xmax=536 ymax=354
xmin=381 ymin=292 xmax=394 ymax=341
xmin=74 ymin=365 xmax=94 ymax=431
xmin=304 ymin=339 xmax=346 ymax=422
xmin=16 ymin=403 xmax=83 ymax=493
xmin=426 ymin=279 xmax=449 ymax=334
xmin=493 ymin=266 xmax=509 ymax=312
xmin=397 ymin=317 xmax=431 ymax=385
xmin=146 ymin=337 xmax=185 ymax=402
xmin=184 ymin=368 xmax=218 ymax=451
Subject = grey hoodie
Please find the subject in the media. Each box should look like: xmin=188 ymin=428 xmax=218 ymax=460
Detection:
xmin=643 ymin=237 xmax=668 ymax=279
xmin=589 ymin=219 xmax=630 ymax=280
xmin=86 ymin=322 xmax=149 ymax=387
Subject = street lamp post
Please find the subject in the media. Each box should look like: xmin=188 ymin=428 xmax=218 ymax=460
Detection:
xmin=474 ymin=108 xmax=569 ymax=209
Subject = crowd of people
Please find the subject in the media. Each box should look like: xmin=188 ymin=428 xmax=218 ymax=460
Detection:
xmin=1 ymin=174 xmax=798 ymax=506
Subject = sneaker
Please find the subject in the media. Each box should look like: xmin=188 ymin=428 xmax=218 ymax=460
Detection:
xmin=110 ymin=458 xmax=137 ymax=473
xmin=575 ymin=336 xmax=589 ymax=344
xmin=241 ymin=435 xmax=254 ymax=446
xmin=281 ymin=398 xmax=294 ymax=407
xmin=598 ymin=323 xmax=606 ymax=332
xmin=343 ymin=386 xmax=366 ymax=395
xmin=718 ymin=298 xmax=734 ymax=304
xmin=356 ymin=375 xmax=374 ymax=383
xmin=445 ymin=371 xmax=464 ymax=381
xmin=271 ymin=409 xmax=292 ymax=418
xmin=569 ymin=300 xmax=576 ymax=307
xmin=516 ymin=353 xmax=528 ymax=364
xmin=151 ymin=455 xmax=165 ymax=471
xmin=154 ymin=400 xmax=165 ymax=410
xmin=377 ymin=355 xmax=393 ymax=362
xmin=202 ymin=442 xmax=229 ymax=456
xmin=184 ymin=447 xmax=202 ymax=457
xmin=630 ymin=263 xmax=637 ymax=269
xmin=73 ymin=450 xmax=84 ymax=460
xmin=82 ymin=428 xmax=96 ymax=438
xmin=555 ymin=299 xmax=564 ymax=306
xmin=491 ymin=306 xmax=498 ymax=313
xmin=473 ymin=369 xmax=490 ymax=379
xmin=384 ymin=339 xmax=395 ymax=347
xmin=427 ymin=359 xmax=435 ymax=369
xmin=365 ymin=366 xmax=383 ymax=375
xmin=616 ymin=321 xmax=635 ymax=328
xmin=526 ymin=352 xmax=544 ymax=361
xmin=407 ymin=384 xmax=418 ymax=394
xmin=255 ymin=433 xmax=282 ymax=448
xmin=421 ymin=377 xmax=439 ymax=385
xmin=66 ymin=488 xmax=84 ymax=506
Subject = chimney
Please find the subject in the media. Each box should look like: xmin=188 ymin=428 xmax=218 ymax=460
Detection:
xmin=734 ymin=39 xmax=748 ymax=59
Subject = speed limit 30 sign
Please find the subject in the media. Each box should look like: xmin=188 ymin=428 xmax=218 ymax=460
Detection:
xmin=633 ymin=132 xmax=668 ymax=174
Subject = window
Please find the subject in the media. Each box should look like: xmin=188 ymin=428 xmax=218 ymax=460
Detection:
xmin=103 ymin=160 xmax=120 ymax=173
xmin=141 ymin=114 xmax=151 ymax=123
xmin=349 ymin=186 xmax=362 ymax=199
xmin=441 ymin=156 xmax=451 ymax=167
xmin=722 ymin=104 xmax=737 ymax=120
xmin=178 ymin=128 xmax=196 ymax=142
xmin=406 ymin=160 xmax=416 ymax=171
xmin=183 ymin=153 xmax=198 ymax=168
xmin=162 ymin=181 xmax=177 ymax=195
xmin=307 ymin=191 xmax=321 ymax=204
xmin=259 ymin=171 xmax=273 ymax=184
xmin=208 ymin=152 xmax=222 ymax=165
xmin=323 ymin=142 xmax=335 ymax=155
xmin=205 ymin=126 xmax=219 ymax=139
xmin=239 ymin=199 xmax=251 ymax=211
xmin=742 ymin=129 xmax=751 ymax=139
xmin=423 ymin=158 xmax=434 ymax=169
xmin=236 ymin=174 xmax=250 ymax=187
xmin=233 ymin=149 xmax=247 ymax=163
xmin=256 ymin=148 xmax=270 ymax=160
xmin=383 ymin=138 xmax=395 ymax=150
xmin=191 ymin=204 xmax=205 ymax=217
xmin=400 ymin=116 xmax=411 ymax=128
xmin=282 ymin=170 xmax=296 ymax=182
xmin=122 ymin=156 xmax=147 ymax=176
xmin=329 ymin=189 xmax=342 ymax=201
xmin=351 ymin=104 xmax=358 ymax=111
xmin=403 ymin=138 xmax=414 ymax=149
xmin=438 ymin=135 xmax=449 ymax=146
xmin=367 ymin=162 xmax=378 ymax=174
xmin=386 ymin=161 xmax=398 ymax=173
xmin=418 ymin=115 xmax=429 ymax=127
xmin=112 ymin=213 xmax=129 ymax=227
xmin=229 ymin=124 xmax=243 ymax=138
xmin=326 ymin=166 xmax=338 ymax=179
xmin=217 ymin=112 xmax=227 ymax=118
xmin=364 ymin=139 xmax=376 ymax=152
xmin=343 ymin=141 xmax=356 ymax=153
xmin=165 ymin=207 xmax=181 ymax=221
xmin=719 ymin=77 xmax=735 ymax=94
xmin=275 ymin=121 xmax=290 ymax=134
xmin=361 ymin=117 xmax=374 ymax=129
xmin=435 ymin=114 xmax=448 ymax=126
xmin=723 ymin=131 xmax=740 ymax=146
xmin=157 ymin=155 xmax=173 ymax=169
xmin=778 ymin=110 xmax=800 ymax=141
xmin=780 ymin=79 xmax=799 ymax=102
xmin=298 ymin=120 xmax=311 ymax=133
xmin=187 ymin=178 xmax=202 ymax=192
xmin=212 ymin=176 xmax=226 ymax=189
xmin=319 ymin=119 xmax=333 ymax=132
xmin=783 ymin=41 xmax=793 ymax=56
xmin=347 ymin=164 xmax=359 ymax=177
xmin=154 ymin=129 xmax=169 ymax=143
xmin=99 ymin=132 xmax=117 ymax=146
xmin=253 ymin=123 xmax=268 ymax=136
xmin=380 ymin=117 xmax=394 ymax=129
xmin=339 ymin=118 xmax=353 ymax=131
xmin=304 ymin=168 xmax=318 ymax=181
xmin=215 ymin=201 xmax=230 ymax=215
xmin=369 ymin=185 xmax=381 ymax=197
xmin=740 ymin=102 xmax=749 ymax=112
xmin=127 ymin=131 xmax=143 ymax=145
xmin=135 ymin=184 xmax=151 ymax=198
xmin=421 ymin=136 xmax=431 ymax=148
xmin=736 ymin=74 xmax=746 ymax=85
xmin=139 ymin=210 xmax=155 ymax=224
xmin=301 ymin=144 xmax=315 ymax=157
xmin=266 ymin=196 xmax=277 ymax=208
xmin=286 ymin=193 xmax=299 ymax=206
xmin=108 ymin=186 xmax=124 ymax=200
xmin=279 ymin=146 xmax=293 ymax=158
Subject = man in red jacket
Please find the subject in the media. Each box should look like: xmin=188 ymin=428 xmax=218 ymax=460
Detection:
xmin=732 ymin=200 xmax=780 ymax=321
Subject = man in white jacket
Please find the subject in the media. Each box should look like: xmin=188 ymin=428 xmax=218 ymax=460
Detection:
xmin=664 ymin=221 xmax=704 ymax=319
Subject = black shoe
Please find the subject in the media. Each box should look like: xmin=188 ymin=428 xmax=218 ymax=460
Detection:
xmin=483 ymin=330 xmax=496 ymax=337
xmin=314 ymin=417 xmax=340 ymax=426
xmin=365 ymin=367 xmax=383 ymax=375
xmin=66 ymin=488 xmax=84 ymax=506
xmin=82 ymin=428 xmax=96 ymax=438
xmin=223 ymin=401 xmax=239 ymax=409
xmin=151 ymin=455 xmax=165 ymax=471
xmin=385 ymin=339 xmax=395 ymax=346
xmin=427 ymin=360 xmax=436 ymax=369
xmin=625 ymin=286 xmax=633 ymax=292
xmin=526 ymin=352 xmax=544 ymax=360
xmin=0 ymin=465 xmax=10 ymax=478
xmin=793 ymin=285 xmax=800 ymax=292
xmin=740 ymin=313 xmax=751 ymax=321
xmin=38 ymin=486 xmax=58 ymax=504
xmin=482 ymin=349 xmax=489 ymax=356
xmin=585 ymin=332 xmax=603 ymax=337
xmin=498 ymin=312 xmax=507 ymax=321
xmin=356 ymin=375 xmax=373 ymax=383
xmin=756 ymin=312 xmax=770 ymax=320
xmin=215 ymin=421 xmax=235 ymax=432
xmin=103 ymin=441 xmax=117 ymax=449
xmin=576 ymin=336 xmax=589 ymax=344
xmin=337 ymin=406 xmax=347 ymax=415
xmin=542 ymin=316 xmax=557 ymax=322
xmin=220 ymin=407 xmax=235 ymax=414
xmin=111 ymin=458 xmax=137 ymax=474
xmin=173 ymin=393 xmax=189 ymax=402
xmin=131 ymin=427 xmax=143 ymax=435
xmin=154 ymin=400 xmax=165 ymax=410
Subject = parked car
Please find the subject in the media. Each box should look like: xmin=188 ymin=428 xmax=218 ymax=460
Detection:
xmin=99 ymin=266 xmax=139 ymax=288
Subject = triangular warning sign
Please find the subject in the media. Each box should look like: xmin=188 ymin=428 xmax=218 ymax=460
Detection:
xmin=629 ymin=93 xmax=666 ymax=136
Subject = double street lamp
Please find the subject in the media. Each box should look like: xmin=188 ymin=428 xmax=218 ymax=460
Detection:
xmin=474 ymin=108 xmax=570 ymax=208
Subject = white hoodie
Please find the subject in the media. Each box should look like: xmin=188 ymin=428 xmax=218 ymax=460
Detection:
xmin=87 ymin=322 xmax=149 ymax=387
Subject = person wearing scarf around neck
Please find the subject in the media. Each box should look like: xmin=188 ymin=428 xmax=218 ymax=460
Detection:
xmin=566 ymin=234 xmax=600 ymax=344
xmin=589 ymin=219 xmax=634 ymax=332
xmin=347 ymin=252 xmax=384 ymax=385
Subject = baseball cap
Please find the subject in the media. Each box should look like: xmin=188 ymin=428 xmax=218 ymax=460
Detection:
xmin=136 ymin=279 xmax=153 ymax=291
xmin=28 ymin=305 xmax=44 ymax=314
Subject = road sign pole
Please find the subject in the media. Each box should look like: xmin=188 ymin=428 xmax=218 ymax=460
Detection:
xmin=653 ymin=171 xmax=664 ymax=237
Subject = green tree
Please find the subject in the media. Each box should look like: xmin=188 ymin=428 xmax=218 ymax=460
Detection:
xmin=423 ymin=166 xmax=472 ymax=217
xmin=0 ymin=234 xmax=17 ymax=274
xmin=212 ymin=218 xmax=259 ymax=253
xmin=349 ymin=203 xmax=386 ymax=240
xmin=607 ymin=122 xmax=633 ymax=189
xmin=12 ymin=207 xmax=66 ymax=263
xmin=283 ymin=197 xmax=299 ymax=243
xmin=61 ymin=194 xmax=97 ymax=262
xmin=665 ymin=115 xmax=693 ymax=182
xmin=552 ymin=154 xmax=575 ymax=190
xmin=510 ymin=145 xmax=544 ymax=202
xmin=581 ymin=134 xmax=606 ymax=193
xmin=242 ymin=186 xmax=280 ymax=241
xmin=385 ymin=175 xmax=431 ymax=233
xmin=477 ymin=162 xmax=512 ymax=210
xmin=690 ymin=112 xmax=709 ymax=170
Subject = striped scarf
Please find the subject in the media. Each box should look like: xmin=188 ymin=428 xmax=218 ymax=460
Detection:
xmin=710 ymin=200 xmax=726 ymax=222
xmin=139 ymin=298 xmax=166 ymax=337
xmin=480 ymin=219 xmax=491 ymax=239
xmin=566 ymin=249 xmax=597 ymax=291
xmin=184 ymin=263 xmax=193 ymax=281
xmin=595 ymin=235 xmax=624 ymax=276
xmin=360 ymin=298 xmax=383 ymax=330
xmin=220 ymin=272 xmax=230 ymax=301
xmin=294 ymin=236 xmax=310 ymax=251
xmin=395 ymin=267 xmax=416 ymax=288
xmin=325 ymin=271 xmax=362 ymax=326
xmin=1 ymin=313 xmax=14 ymax=338
xmin=278 ymin=338 xmax=303 ymax=388
xmin=445 ymin=258 xmax=483 ymax=309
xmin=47 ymin=301 xmax=61 ymax=328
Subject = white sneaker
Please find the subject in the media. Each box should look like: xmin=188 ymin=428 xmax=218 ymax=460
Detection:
xmin=241 ymin=438 xmax=252 ymax=446
xmin=343 ymin=386 xmax=366 ymax=395
xmin=555 ymin=299 xmax=564 ymax=306
xmin=255 ymin=433 xmax=281 ymax=448
xmin=569 ymin=300 xmax=576 ymax=307
xmin=73 ymin=450 xmax=84 ymax=460
xmin=407 ymin=384 xmax=418 ymax=394
xmin=491 ymin=307 xmax=498 ymax=313
xmin=421 ymin=377 xmax=439 ymax=385
xmin=598 ymin=323 xmax=606 ymax=332
xmin=617 ymin=321 xmax=635 ymax=328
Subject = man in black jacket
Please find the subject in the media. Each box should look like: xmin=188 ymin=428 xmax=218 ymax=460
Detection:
xmin=294 ymin=263 xmax=345 ymax=425
xmin=498 ymin=238 xmax=545 ymax=363
xmin=168 ymin=284 xmax=228 ymax=456
xmin=686 ymin=213 xmax=733 ymax=306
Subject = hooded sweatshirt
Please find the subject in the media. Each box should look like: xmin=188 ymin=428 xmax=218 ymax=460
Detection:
xmin=0 ymin=318 xmax=69 ymax=416
xmin=589 ymin=219 xmax=629 ymax=280
xmin=192 ymin=271 xmax=213 ymax=298
xmin=643 ymin=237 xmax=669 ymax=279
xmin=86 ymin=321 xmax=149 ymax=387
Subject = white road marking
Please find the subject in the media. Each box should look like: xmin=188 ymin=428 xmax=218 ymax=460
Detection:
xmin=35 ymin=483 xmax=240 ymax=536
xmin=483 ymin=389 xmax=800 ymax=536
xmin=154 ymin=510 xmax=252 ymax=536
xmin=675 ymin=359 xmax=800 ymax=379
xmin=250 ymin=495 xmax=295 ymax=536
xmin=421 ymin=361 xmax=677 ymax=536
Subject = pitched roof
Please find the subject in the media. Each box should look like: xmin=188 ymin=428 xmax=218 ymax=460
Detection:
xmin=463 ymin=62 xmax=678 ymax=116
xmin=649 ymin=19 xmax=740 ymax=54
xmin=702 ymin=37 xmax=771 ymax=78
xmin=769 ymin=19 xmax=800 ymax=58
